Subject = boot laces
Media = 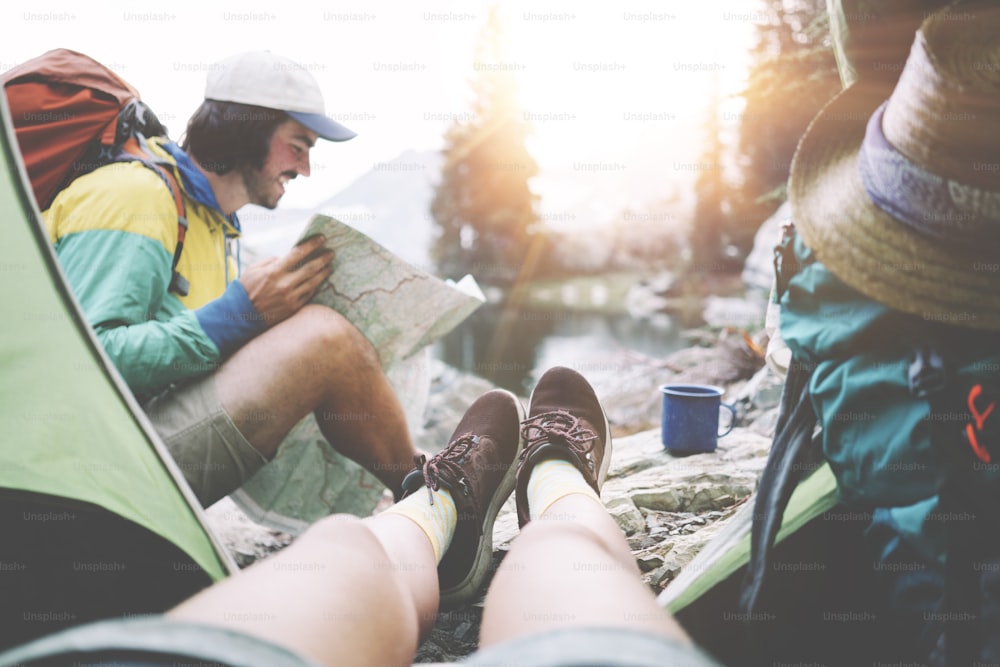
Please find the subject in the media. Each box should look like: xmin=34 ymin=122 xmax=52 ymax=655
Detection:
xmin=519 ymin=410 xmax=598 ymax=464
xmin=418 ymin=434 xmax=480 ymax=518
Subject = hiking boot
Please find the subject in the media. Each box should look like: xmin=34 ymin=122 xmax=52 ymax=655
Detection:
xmin=514 ymin=366 xmax=611 ymax=527
xmin=399 ymin=389 xmax=525 ymax=608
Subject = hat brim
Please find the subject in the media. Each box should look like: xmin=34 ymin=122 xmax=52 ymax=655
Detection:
xmin=788 ymin=83 xmax=1000 ymax=332
xmin=288 ymin=111 xmax=356 ymax=142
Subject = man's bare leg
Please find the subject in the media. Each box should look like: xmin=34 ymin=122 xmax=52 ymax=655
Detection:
xmin=215 ymin=304 xmax=417 ymax=497
xmin=167 ymin=512 xmax=438 ymax=667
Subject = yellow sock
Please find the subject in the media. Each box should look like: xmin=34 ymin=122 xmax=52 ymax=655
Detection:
xmin=383 ymin=486 xmax=457 ymax=563
xmin=527 ymin=458 xmax=601 ymax=521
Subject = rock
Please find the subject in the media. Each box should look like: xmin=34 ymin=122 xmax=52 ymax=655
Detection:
xmin=741 ymin=201 xmax=789 ymax=294
xmin=589 ymin=334 xmax=765 ymax=439
xmin=649 ymin=562 xmax=682 ymax=588
xmin=702 ymin=295 xmax=767 ymax=329
xmin=417 ymin=359 xmax=500 ymax=454
xmin=642 ymin=507 xmax=741 ymax=593
xmin=733 ymin=363 xmax=785 ymax=431
xmin=491 ymin=495 xmax=520 ymax=549
xmin=453 ymin=619 xmax=473 ymax=641
xmin=664 ymin=519 xmax=730 ymax=569
xmin=415 ymin=607 xmax=483 ymax=663
xmin=670 ymin=331 xmax=765 ymax=384
xmin=739 ymin=364 xmax=785 ymax=412
xmin=606 ymin=496 xmax=646 ymax=537
xmin=636 ymin=552 xmax=666 ymax=573
xmin=749 ymin=406 xmax=780 ymax=437
xmin=628 ymin=472 xmax=757 ymax=513
xmin=575 ymin=349 xmax=676 ymax=436
xmin=204 ymin=497 xmax=294 ymax=568
xmin=605 ymin=428 xmax=771 ymax=484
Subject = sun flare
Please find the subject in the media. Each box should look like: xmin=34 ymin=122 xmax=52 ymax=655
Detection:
xmin=497 ymin=3 xmax=754 ymax=171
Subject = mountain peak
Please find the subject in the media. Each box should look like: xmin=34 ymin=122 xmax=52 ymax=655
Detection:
xmin=315 ymin=149 xmax=444 ymax=269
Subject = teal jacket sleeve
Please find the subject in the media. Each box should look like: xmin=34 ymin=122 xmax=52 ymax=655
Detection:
xmin=53 ymin=228 xmax=223 ymax=398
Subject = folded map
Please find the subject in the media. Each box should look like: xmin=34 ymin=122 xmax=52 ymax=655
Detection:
xmin=230 ymin=214 xmax=485 ymax=533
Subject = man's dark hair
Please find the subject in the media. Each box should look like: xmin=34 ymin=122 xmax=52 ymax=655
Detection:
xmin=181 ymin=100 xmax=289 ymax=175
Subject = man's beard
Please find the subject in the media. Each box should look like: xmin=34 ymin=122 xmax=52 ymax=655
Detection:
xmin=241 ymin=165 xmax=293 ymax=210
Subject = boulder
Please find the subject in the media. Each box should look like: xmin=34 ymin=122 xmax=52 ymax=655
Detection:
xmin=741 ymin=201 xmax=790 ymax=294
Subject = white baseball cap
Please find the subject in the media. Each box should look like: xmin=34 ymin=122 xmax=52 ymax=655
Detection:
xmin=205 ymin=51 xmax=356 ymax=142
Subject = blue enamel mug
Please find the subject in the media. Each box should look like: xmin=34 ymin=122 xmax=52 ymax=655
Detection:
xmin=659 ymin=384 xmax=736 ymax=454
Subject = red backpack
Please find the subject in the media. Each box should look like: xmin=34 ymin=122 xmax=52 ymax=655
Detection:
xmin=2 ymin=48 xmax=189 ymax=295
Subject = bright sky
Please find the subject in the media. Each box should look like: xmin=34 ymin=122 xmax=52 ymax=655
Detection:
xmin=3 ymin=0 xmax=755 ymax=216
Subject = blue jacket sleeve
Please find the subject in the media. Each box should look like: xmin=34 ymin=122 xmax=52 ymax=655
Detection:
xmin=194 ymin=280 xmax=267 ymax=357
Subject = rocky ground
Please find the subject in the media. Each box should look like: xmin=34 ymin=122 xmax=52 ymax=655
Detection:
xmin=205 ymin=324 xmax=783 ymax=663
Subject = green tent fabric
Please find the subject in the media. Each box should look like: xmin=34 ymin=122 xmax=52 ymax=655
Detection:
xmin=0 ymin=88 xmax=235 ymax=645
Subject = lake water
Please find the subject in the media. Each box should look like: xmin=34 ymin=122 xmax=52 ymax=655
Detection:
xmin=433 ymin=303 xmax=687 ymax=396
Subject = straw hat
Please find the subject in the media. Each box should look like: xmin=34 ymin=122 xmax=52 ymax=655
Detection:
xmin=788 ymin=1 xmax=1000 ymax=331
xmin=826 ymin=0 xmax=951 ymax=88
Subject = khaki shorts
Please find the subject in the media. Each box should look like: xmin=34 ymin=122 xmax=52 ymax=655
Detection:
xmin=0 ymin=617 xmax=723 ymax=667
xmin=462 ymin=626 xmax=723 ymax=667
xmin=0 ymin=616 xmax=317 ymax=667
xmin=143 ymin=374 xmax=267 ymax=507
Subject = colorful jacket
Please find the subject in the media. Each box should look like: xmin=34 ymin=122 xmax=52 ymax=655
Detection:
xmin=43 ymin=138 xmax=266 ymax=400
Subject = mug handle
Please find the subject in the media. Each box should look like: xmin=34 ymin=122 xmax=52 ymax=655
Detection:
xmin=719 ymin=402 xmax=737 ymax=437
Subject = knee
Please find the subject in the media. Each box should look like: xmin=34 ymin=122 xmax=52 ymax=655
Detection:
xmin=300 ymin=515 xmax=421 ymax=641
xmin=518 ymin=517 xmax=634 ymax=571
xmin=517 ymin=516 xmax=594 ymax=546
xmin=298 ymin=516 xmax=403 ymax=586
xmin=286 ymin=305 xmax=381 ymax=367
xmin=301 ymin=513 xmax=373 ymax=551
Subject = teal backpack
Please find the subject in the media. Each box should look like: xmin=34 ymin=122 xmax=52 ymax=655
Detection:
xmin=738 ymin=224 xmax=1000 ymax=666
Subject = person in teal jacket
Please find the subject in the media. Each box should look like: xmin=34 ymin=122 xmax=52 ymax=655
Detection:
xmin=43 ymin=51 xmax=418 ymax=507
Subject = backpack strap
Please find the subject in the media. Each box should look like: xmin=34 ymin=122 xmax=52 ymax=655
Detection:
xmin=739 ymin=222 xmax=823 ymax=619
xmin=117 ymin=136 xmax=190 ymax=297
xmin=739 ymin=357 xmax=819 ymax=616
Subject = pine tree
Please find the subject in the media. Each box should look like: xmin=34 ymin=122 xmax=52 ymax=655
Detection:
xmin=690 ymin=71 xmax=732 ymax=274
xmin=430 ymin=6 xmax=539 ymax=287
xmin=728 ymin=0 xmax=840 ymax=245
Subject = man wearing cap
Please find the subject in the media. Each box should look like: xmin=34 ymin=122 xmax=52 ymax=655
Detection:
xmin=43 ymin=51 xmax=418 ymax=507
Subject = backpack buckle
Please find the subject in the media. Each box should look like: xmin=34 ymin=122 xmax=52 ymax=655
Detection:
xmin=773 ymin=223 xmax=799 ymax=300
xmin=170 ymin=271 xmax=190 ymax=297
xmin=909 ymin=345 xmax=947 ymax=399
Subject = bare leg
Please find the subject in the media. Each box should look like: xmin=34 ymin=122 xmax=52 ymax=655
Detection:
xmin=480 ymin=493 xmax=693 ymax=647
xmin=214 ymin=304 xmax=417 ymax=496
xmin=168 ymin=512 xmax=438 ymax=667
